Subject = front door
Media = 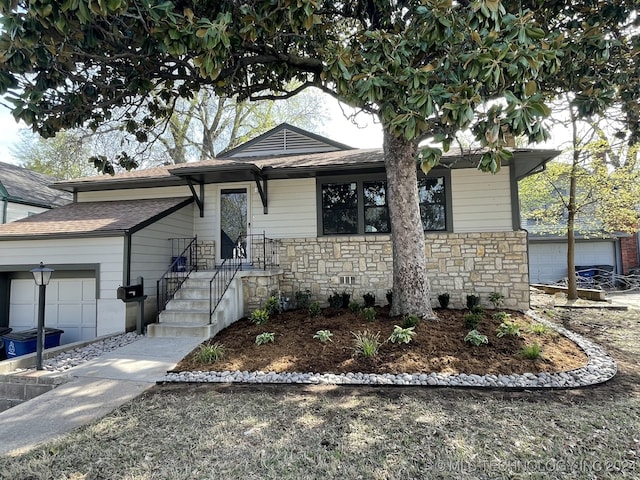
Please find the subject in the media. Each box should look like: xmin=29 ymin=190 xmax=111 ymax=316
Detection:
xmin=220 ymin=188 xmax=248 ymax=260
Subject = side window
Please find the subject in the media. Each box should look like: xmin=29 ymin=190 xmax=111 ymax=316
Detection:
xmin=321 ymin=182 xmax=358 ymax=234
xmin=419 ymin=177 xmax=447 ymax=231
xmin=363 ymin=181 xmax=390 ymax=233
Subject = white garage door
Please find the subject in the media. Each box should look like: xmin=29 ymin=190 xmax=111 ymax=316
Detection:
xmin=529 ymin=241 xmax=616 ymax=284
xmin=9 ymin=278 xmax=97 ymax=345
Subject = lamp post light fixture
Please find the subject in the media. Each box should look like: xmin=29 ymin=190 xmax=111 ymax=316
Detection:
xmin=30 ymin=262 xmax=54 ymax=370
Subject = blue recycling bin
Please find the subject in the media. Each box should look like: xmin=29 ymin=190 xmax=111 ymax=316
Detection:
xmin=172 ymin=256 xmax=186 ymax=272
xmin=1 ymin=328 xmax=64 ymax=358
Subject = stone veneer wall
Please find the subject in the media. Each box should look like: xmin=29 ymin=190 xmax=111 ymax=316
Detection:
xmin=276 ymin=231 xmax=530 ymax=311
xmin=241 ymin=272 xmax=282 ymax=315
xmin=196 ymin=241 xmax=216 ymax=270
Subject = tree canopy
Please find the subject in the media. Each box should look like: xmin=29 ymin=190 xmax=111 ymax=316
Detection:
xmin=1 ymin=0 xmax=638 ymax=316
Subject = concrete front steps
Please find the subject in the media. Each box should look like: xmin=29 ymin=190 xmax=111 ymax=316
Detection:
xmin=147 ymin=271 xmax=243 ymax=338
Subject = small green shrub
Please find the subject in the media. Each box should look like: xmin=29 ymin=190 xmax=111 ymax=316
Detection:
xmin=496 ymin=320 xmax=521 ymax=338
xmin=520 ymin=342 xmax=543 ymax=359
xmin=249 ymin=308 xmax=270 ymax=325
xmin=255 ymin=332 xmax=275 ymax=345
xmin=295 ymin=289 xmax=311 ymax=309
xmin=492 ymin=311 xmax=512 ymax=322
xmin=466 ymin=294 xmax=480 ymax=309
xmin=464 ymin=330 xmax=488 ymax=346
xmin=328 ymin=291 xmax=344 ymax=309
xmin=194 ymin=342 xmax=225 ymax=364
xmin=402 ymin=314 xmax=420 ymax=329
xmin=463 ymin=311 xmax=483 ymax=329
xmin=308 ymin=301 xmax=321 ymax=318
xmin=437 ymin=293 xmax=450 ymax=309
xmin=313 ymin=330 xmax=333 ymax=343
xmin=388 ymin=325 xmax=416 ymax=344
xmin=348 ymin=301 xmax=361 ymax=313
xmin=470 ymin=305 xmax=485 ymax=315
xmin=488 ymin=291 xmax=505 ymax=309
xmin=386 ymin=289 xmax=393 ymax=306
xmin=363 ymin=292 xmax=376 ymax=307
xmin=361 ymin=306 xmax=376 ymax=322
xmin=352 ymin=330 xmax=381 ymax=357
xmin=528 ymin=323 xmax=550 ymax=335
xmin=264 ymin=296 xmax=280 ymax=316
xmin=340 ymin=290 xmax=352 ymax=308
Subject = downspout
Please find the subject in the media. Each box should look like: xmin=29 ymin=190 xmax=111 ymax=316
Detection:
xmin=1 ymin=196 xmax=7 ymax=224
xmin=123 ymin=231 xmax=132 ymax=286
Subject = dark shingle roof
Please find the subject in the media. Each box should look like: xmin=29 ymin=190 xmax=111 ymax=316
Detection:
xmin=0 ymin=162 xmax=72 ymax=207
xmin=0 ymin=197 xmax=192 ymax=240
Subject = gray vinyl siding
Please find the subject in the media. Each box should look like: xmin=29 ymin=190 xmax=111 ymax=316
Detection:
xmin=129 ymin=203 xmax=195 ymax=296
xmin=77 ymin=186 xmax=192 ymax=202
xmin=250 ymin=178 xmax=317 ymax=238
xmin=451 ymin=169 xmax=513 ymax=232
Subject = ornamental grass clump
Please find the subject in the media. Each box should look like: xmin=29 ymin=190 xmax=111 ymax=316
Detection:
xmin=194 ymin=342 xmax=225 ymax=364
xmin=352 ymin=330 xmax=381 ymax=358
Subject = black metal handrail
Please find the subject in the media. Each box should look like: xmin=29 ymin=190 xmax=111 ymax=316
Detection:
xmin=241 ymin=232 xmax=280 ymax=270
xmin=209 ymin=257 xmax=242 ymax=323
xmin=156 ymin=236 xmax=197 ymax=316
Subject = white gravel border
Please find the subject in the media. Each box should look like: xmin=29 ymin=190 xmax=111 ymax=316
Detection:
xmin=160 ymin=310 xmax=617 ymax=388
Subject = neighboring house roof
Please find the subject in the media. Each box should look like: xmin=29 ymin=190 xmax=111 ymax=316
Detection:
xmin=0 ymin=197 xmax=193 ymax=240
xmin=0 ymin=161 xmax=72 ymax=208
xmin=218 ymin=123 xmax=354 ymax=158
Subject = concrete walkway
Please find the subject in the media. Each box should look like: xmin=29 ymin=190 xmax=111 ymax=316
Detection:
xmin=0 ymin=336 xmax=204 ymax=457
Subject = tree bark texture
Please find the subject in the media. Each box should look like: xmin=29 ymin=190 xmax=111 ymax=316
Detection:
xmin=383 ymin=128 xmax=435 ymax=319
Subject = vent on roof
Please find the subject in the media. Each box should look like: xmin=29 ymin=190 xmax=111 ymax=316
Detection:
xmin=229 ymin=128 xmax=342 ymax=158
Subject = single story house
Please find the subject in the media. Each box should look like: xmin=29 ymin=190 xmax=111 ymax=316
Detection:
xmin=0 ymin=124 xmax=559 ymax=344
xmin=0 ymin=161 xmax=72 ymax=223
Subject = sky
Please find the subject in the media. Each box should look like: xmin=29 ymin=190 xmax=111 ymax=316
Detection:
xmin=0 ymin=94 xmax=571 ymax=167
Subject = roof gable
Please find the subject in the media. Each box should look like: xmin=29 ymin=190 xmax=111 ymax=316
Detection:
xmin=218 ymin=123 xmax=353 ymax=158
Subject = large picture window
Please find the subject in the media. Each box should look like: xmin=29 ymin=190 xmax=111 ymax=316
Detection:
xmin=318 ymin=172 xmax=450 ymax=235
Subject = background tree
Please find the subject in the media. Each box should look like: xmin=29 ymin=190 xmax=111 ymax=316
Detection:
xmin=520 ymin=103 xmax=639 ymax=297
xmin=0 ymin=1 xmax=638 ymax=316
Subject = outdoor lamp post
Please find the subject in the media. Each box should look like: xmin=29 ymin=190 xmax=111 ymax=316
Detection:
xmin=30 ymin=262 xmax=54 ymax=370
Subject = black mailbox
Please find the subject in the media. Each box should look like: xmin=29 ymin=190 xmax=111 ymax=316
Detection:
xmin=117 ymin=284 xmax=144 ymax=302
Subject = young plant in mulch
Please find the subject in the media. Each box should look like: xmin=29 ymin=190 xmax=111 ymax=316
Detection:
xmin=250 ymin=308 xmax=270 ymax=325
xmin=263 ymin=296 xmax=281 ymax=316
xmin=438 ymin=293 xmax=450 ymax=309
xmin=402 ymin=314 xmax=420 ymax=329
xmin=466 ymin=294 xmax=480 ymax=310
xmin=328 ymin=291 xmax=344 ymax=309
xmin=194 ymin=342 xmax=225 ymax=364
xmin=295 ymin=289 xmax=311 ymax=309
xmin=313 ymin=330 xmax=333 ymax=343
xmin=340 ymin=290 xmax=352 ymax=308
xmin=352 ymin=330 xmax=382 ymax=358
xmin=308 ymin=301 xmax=321 ymax=318
xmin=492 ymin=311 xmax=512 ymax=322
xmin=255 ymin=332 xmax=275 ymax=345
xmin=464 ymin=330 xmax=488 ymax=346
xmin=528 ymin=323 xmax=550 ymax=335
xmin=520 ymin=342 xmax=543 ymax=360
xmin=463 ymin=311 xmax=483 ymax=330
xmin=488 ymin=291 xmax=505 ymax=309
xmin=361 ymin=306 xmax=376 ymax=322
xmin=388 ymin=325 xmax=416 ymax=344
xmin=496 ymin=320 xmax=521 ymax=338
xmin=348 ymin=300 xmax=361 ymax=313
xmin=363 ymin=292 xmax=376 ymax=308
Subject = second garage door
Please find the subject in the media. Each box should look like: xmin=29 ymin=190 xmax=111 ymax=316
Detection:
xmin=529 ymin=240 xmax=617 ymax=284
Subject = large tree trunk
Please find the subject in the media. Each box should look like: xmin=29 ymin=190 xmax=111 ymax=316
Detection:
xmin=383 ymin=128 xmax=435 ymax=319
